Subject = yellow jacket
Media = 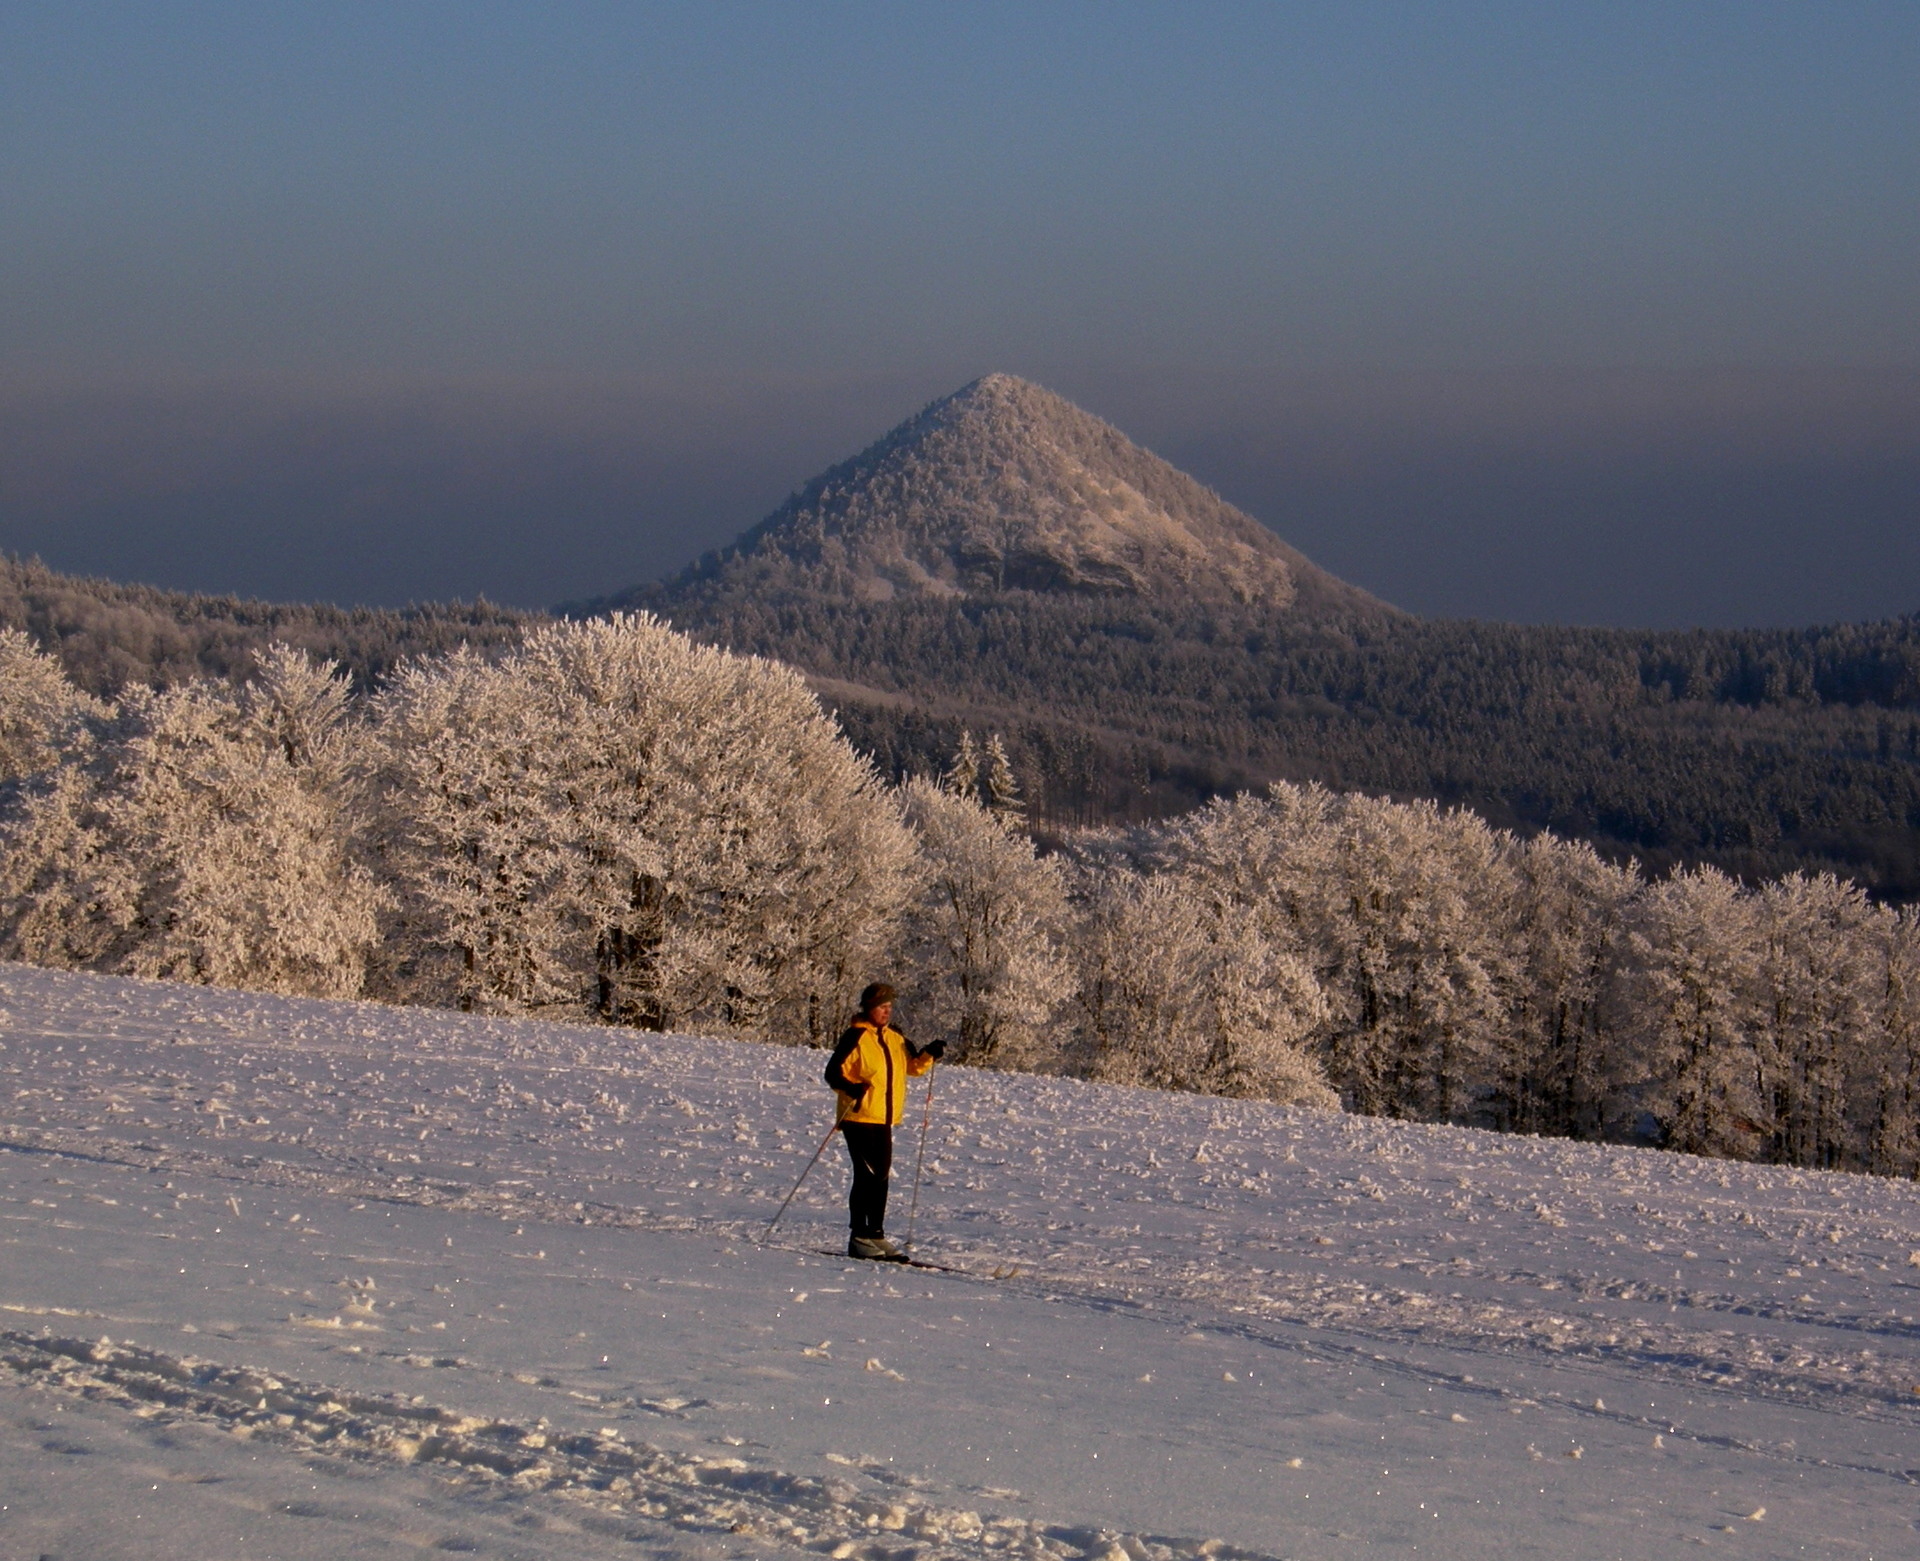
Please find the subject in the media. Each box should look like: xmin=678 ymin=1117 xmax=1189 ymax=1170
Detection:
xmin=824 ymin=1020 xmax=933 ymax=1126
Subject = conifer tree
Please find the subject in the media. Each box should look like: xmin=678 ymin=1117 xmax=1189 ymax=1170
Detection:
xmin=946 ymin=730 xmax=981 ymax=800
xmin=983 ymin=732 xmax=1023 ymax=822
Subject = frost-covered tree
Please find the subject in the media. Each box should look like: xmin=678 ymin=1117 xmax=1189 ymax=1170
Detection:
xmin=1618 ymin=867 xmax=1763 ymax=1159
xmin=0 ymin=764 xmax=113 ymax=970
xmin=946 ymin=730 xmax=981 ymax=799
xmin=244 ymin=641 xmax=365 ymax=784
xmin=941 ymin=728 xmax=1023 ymax=823
xmin=0 ymin=632 xmax=110 ymax=968
xmin=1165 ymin=783 xmax=1515 ymax=1121
xmin=983 ymin=732 xmax=1023 ymax=822
xmin=1321 ymin=794 xmax=1517 ymax=1121
xmin=1071 ymin=867 xmax=1334 ymax=1106
xmin=0 ymin=653 xmax=382 ymax=998
xmin=897 ymin=776 xmax=1071 ymax=1068
xmin=528 ymin=616 xmax=917 ymax=1041
xmin=1499 ymin=834 xmax=1639 ymax=1138
xmin=371 ymin=615 xmax=917 ymax=1041
xmin=0 ymin=628 xmax=98 ymax=783
xmin=1865 ymin=907 xmax=1920 ymax=1178
xmin=367 ymin=647 xmax=584 ymax=1013
xmin=1070 ymin=868 xmax=1194 ymax=1085
xmin=1752 ymin=873 xmax=1883 ymax=1169
xmin=104 ymin=677 xmax=383 ymax=996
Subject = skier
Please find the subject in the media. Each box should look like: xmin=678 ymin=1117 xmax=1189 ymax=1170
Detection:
xmin=823 ymin=982 xmax=944 ymax=1260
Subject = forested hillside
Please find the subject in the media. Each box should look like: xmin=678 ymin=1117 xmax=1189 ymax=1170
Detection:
xmin=648 ymin=591 xmax=1920 ymax=895
xmin=0 ymin=556 xmax=533 ymax=694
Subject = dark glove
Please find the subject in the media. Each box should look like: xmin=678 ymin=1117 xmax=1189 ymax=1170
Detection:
xmin=918 ymin=1039 xmax=947 ymax=1061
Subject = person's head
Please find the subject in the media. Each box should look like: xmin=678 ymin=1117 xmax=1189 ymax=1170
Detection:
xmin=858 ymin=982 xmax=896 ymax=1026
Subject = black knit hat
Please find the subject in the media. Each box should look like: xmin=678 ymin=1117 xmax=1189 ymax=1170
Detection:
xmin=858 ymin=982 xmax=896 ymax=1013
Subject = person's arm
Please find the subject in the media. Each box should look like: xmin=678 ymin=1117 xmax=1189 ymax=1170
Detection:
xmin=824 ymin=1026 xmax=869 ymax=1097
xmin=904 ymin=1033 xmax=944 ymax=1074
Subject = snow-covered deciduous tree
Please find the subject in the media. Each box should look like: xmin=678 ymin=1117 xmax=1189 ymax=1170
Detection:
xmin=1071 ymin=868 xmax=1194 ymax=1086
xmin=1165 ymin=783 xmax=1515 ymax=1121
xmin=0 ymin=653 xmax=382 ymax=998
xmin=1499 ymin=834 xmax=1639 ymax=1138
xmin=1316 ymin=793 xmax=1517 ymax=1122
xmin=102 ymin=676 xmax=384 ymax=997
xmin=0 ymin=628 xmax=98 ymax=783
xmin=1864 ymin=906 xmax=1920 ymax=1178
xmin=1752 ymin=873 xmax=1882 ymax=1169
xmin=367 ymin=647 xmax=584 ymax=1014
xmin=1618 ymin=866 xmax=1763 ymax=1159
xmin=1071 ymin=867 xmax=1334 ymax=1107
xmin=370 ymin=615 xmax=917 ymax=1041
xmin=523 ymin=616 xmax=917 ymax=1042
xmin=0 ymin=633 xmax=110 ymax=968
xmin=0 ymin=763 xmax=113 ymax=970
xmin=897 ymin=776 xmax=1071 ymax=1069
xmin=243 ymin=642 xmax=366 ymax=786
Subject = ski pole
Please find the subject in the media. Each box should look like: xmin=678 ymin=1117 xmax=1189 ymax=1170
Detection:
xmin=766 ymin=1118 xmax=841 ymax=1238
xmin=901 ymin=1065 xmax=938 ymax=1258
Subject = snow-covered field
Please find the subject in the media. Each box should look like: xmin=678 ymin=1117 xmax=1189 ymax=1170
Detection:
xmin=2 ymin=965 xmax=1918 ymax=1560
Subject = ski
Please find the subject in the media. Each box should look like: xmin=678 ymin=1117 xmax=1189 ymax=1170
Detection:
xmin=806 ymin=1245 xmax=967 ymax=1274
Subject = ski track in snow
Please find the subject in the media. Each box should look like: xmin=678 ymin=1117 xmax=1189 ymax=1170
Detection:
xmin=2 ymin=963 xmax=1919 ymax=1559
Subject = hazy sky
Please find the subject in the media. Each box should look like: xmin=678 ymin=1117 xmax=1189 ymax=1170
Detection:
xmin=2 ymin=2 xmax=1915 ymax=624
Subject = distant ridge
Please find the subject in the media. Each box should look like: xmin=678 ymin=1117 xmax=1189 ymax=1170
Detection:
xmin=599 ymin=374 xmax=1395 ymax=622
xmin=0 ymin=556 xmax=533 ymax=695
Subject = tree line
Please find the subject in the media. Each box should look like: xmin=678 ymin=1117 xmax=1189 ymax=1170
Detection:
xmin=12 ymin=555 xmax=1920 ymax=897
xmin=5 ymin=615 xmax=1918 ymax=1178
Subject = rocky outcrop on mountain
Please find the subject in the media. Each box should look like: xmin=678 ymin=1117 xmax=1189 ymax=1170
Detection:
xmin=610 ymin=374 xmax=1395 ymax=621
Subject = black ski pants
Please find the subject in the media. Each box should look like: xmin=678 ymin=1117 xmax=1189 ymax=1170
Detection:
xmin=840 ymin=1122 xmax=893 ymax=1239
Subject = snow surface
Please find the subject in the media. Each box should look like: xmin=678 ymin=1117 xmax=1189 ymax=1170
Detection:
xmin=3 ymin=964 xmax=1918 ymax=1560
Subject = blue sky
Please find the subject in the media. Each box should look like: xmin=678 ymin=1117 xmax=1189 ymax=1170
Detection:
xmin=1 ymin=2 xmax=1916 ymax=622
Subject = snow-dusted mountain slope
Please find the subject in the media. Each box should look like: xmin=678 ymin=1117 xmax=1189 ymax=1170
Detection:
xmin=614 ymin=374 xmax=1393 ymax=618
xmin=3 ymin=964 xmax=1918 ymax=1559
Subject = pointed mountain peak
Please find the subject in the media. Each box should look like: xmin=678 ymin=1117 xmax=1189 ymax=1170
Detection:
xmin=640 ymin=375 xmax=1394 ymax=619
xmin=925 ymin=370 xmax=1088 ymax=422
